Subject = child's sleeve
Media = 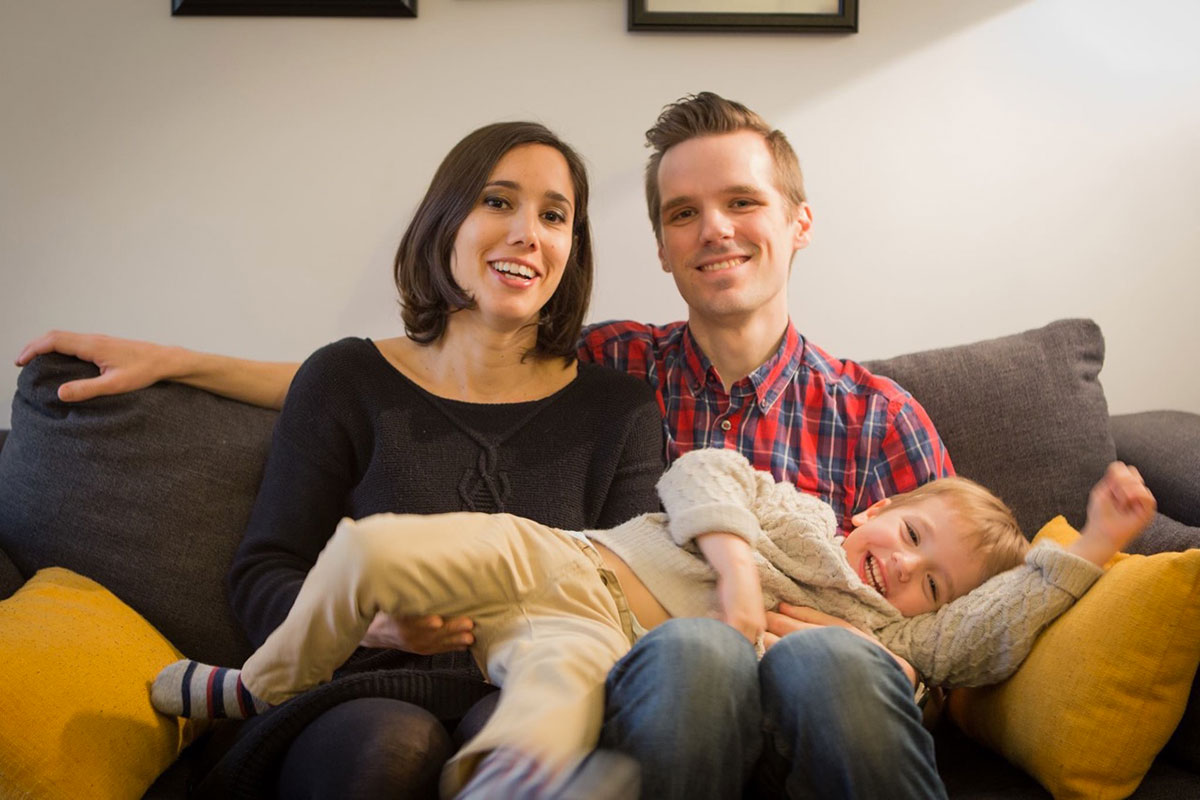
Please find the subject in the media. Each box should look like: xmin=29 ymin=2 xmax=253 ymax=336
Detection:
xmin=656 ymin=448 xmax=766 ymax=548
xmin=877 ymin=543 xmax=1103 ymax=688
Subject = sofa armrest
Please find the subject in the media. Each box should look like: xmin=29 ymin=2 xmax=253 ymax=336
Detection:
xmin=1110 ymin=411 xmax=1200 ymax=528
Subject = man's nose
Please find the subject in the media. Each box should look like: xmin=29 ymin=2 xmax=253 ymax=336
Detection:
xmin=699 ymin=208 xmax=734 ymax=244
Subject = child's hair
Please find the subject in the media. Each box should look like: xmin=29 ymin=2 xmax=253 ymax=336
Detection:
xmin=887 ymin=476 xmax=1029 ymax=581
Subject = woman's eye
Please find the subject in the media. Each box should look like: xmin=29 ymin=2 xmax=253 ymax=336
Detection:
xmin=483 ymin=196 xmax=509 ymax=209
xmin=543 ymin=210 xmax=566 ymax=224
xmin=906 ymin=522 xmax=919 ymax=545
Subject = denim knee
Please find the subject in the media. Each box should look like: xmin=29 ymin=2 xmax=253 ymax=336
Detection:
xmin=756 ymin=628 xmax=944 ymax=800
xmin=601 ymin=618 xmax=762 ymax=800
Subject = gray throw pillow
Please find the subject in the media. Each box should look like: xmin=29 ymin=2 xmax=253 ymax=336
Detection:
xmin=863 ymin=319 xmax=1117 ymax=540
xmin=0 ymin=354 xmax=277 ymax=665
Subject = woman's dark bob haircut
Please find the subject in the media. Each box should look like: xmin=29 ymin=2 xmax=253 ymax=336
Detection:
xmin=394 ymin=121 xmax=593 ymax=361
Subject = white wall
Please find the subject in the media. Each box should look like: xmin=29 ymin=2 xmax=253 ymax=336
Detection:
xmin=2 ymin=0 xmax=1197 ymax=429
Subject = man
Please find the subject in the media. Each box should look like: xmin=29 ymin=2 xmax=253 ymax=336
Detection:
xmin=18 ymin=93 xmax=952 ymax=799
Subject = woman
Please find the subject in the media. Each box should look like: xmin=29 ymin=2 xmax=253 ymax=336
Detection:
xmin=34 ymin=122 xmax=665 ymax=798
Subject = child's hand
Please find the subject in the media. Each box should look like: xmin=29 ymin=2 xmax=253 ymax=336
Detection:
xmin=696 ymin=532 xmax=766 ymax=644
xmin=1074 ymin=461 xmax=1156 ymax=567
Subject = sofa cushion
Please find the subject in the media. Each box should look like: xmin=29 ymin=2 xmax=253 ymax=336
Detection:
xmin=863 ymin=318 xmax=1117 ymax=540
xmin=0 ymin=354 xmax=277 ymax=665
xmin=0 ymin=567 xmax=201 ymax=800
xmin=947 ymin=517 xmax=1200 ymax=800
xmin=1111 ymin=410 xmax=1200 ymax=528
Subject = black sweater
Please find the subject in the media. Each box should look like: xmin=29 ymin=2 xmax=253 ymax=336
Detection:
xmin=228 ymin=338 xmax=665 ymax=655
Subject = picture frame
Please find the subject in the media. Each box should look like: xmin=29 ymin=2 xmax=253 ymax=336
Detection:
xmin=171 ymin=0 xmax=416 ymax=17
xmin=628 ymin=0 xmax=857 ymax=33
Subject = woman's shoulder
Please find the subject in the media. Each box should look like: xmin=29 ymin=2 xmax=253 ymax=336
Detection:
xmin=283 ymin=337 xmax=408 ymax=414
xmin=573 ymin=362 xmax=658 ymax=403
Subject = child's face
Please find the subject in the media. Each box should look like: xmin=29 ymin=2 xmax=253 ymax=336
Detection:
xmin=841 ymin=495 xmax=987 ymax=616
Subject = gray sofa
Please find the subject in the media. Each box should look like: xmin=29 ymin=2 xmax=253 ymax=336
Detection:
xmin=1 ymin=318 xmax=1197 ymax=798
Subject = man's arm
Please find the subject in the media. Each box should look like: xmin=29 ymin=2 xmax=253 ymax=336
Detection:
xmin=16 ymin=330 xmax=298 ymax=410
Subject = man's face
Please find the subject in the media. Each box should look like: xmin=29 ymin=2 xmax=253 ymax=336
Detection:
xmin=655 ymin=130 xmax=812 ymax=327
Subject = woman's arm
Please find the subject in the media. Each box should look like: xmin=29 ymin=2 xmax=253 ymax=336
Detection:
xmin=16 ymin=330 xmax=298 ymax=410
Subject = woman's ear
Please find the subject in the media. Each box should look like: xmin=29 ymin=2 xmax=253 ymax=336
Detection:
xmin=849 ymin=497 xmax=891 ymax=529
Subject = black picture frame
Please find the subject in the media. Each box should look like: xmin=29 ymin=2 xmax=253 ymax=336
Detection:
xmin=628 ymin=0 xmax=856 ymax=33
xmin=172 ymin=0 xmax=416 ymax=17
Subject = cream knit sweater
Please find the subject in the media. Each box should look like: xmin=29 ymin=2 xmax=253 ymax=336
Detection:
xmin=587 ymin=448 xmax=1101 ymax=688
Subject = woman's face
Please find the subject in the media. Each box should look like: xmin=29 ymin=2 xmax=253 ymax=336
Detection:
xmin=449 ymin=143 xmax=576 ymax=334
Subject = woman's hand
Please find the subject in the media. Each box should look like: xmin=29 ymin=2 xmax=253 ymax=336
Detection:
xmin=16 ymin=330 xmax=180 ymax=402
xmin=360 ymin=611 xmax=475 ymax=655
xmin=696 ymin=532 xmax=766 ymax=644
xmin=766 ymin=603 xmax=918 ymax=689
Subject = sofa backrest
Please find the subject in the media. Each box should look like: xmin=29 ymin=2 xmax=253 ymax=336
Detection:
xmin=863 ymin=318 xmax=1117 ymax=538
xmin=0 ymin=354 xmax=277 ymax=665
xmin=0 ymin=319 xmax=1118 ymax=662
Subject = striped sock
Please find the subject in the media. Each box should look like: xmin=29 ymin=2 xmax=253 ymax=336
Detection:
xmin=150 ymin=660 xmax=270 ymax=720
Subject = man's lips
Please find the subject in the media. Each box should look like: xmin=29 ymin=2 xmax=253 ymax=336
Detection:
xmin=695 ymin=255 xmax=750 ymax=272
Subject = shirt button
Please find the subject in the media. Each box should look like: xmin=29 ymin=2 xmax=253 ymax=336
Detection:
xmin=720 ymin=419 xmax=732 ymax=431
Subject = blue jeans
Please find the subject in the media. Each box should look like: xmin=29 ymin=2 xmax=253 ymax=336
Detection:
xmin=754 ymin=628 xmax=947 ymax=799
xmin=599 ymin=618 xmax=762 ymax=800
xmin=600 ymin=621 xmax=946 ymax=800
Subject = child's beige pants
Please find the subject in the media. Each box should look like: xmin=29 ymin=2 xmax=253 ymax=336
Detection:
xmin=240 ymin=512 xmax=639 ymax=798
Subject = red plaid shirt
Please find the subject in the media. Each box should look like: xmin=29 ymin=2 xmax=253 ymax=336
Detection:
xmin=579 ymin=319 xmax=954 ymax=532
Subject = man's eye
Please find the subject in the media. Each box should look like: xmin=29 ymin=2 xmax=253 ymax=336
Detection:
xmin=731 ymin=199 xmax=755 ymax=208
xmin=669 ymin=208 xmax=695 ymax=222
xmin=906 ymin=522 xmax=919 ymax=545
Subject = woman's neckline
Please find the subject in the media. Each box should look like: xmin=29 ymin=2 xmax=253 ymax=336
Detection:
xmin=365 ymin=337 xmax=583 ymax=408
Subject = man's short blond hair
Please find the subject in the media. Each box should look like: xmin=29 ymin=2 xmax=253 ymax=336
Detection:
xmin=886 ymin=476 xmax=1029 ymax=582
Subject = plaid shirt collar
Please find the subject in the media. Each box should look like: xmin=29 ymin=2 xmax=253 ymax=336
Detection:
xmin=680 ymin=320 xmax=805 ymax=412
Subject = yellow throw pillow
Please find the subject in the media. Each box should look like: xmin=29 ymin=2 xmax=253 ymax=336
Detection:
xmin=948 ymin=516 xmax=1200 ymax=800
xmin=0 ymin=568 xmax=200 ymax=800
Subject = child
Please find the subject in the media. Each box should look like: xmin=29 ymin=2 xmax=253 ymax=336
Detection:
xmin=151 ymin=447 xmax=1154 ymax=798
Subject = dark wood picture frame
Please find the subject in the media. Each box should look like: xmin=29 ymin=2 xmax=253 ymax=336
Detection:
xmin=172 ymin=0 xmax=416 ymax=17
xmin=628 ymin=0 xmax=856 ymax=33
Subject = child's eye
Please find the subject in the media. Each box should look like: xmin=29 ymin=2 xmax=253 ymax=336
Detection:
xmin=928 ymin=575 xmax=940 ymax=604
xmin=906 ymin=522 xmax=919 ymax=545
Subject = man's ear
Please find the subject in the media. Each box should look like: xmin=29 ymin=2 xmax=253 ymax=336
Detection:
xmin=657 ymin=241 xmax=671 ymax=273
xmin=792 ymin=202 xmax=814 ymax=252
xmin=849 ymin=496 xmax=890 ymax=529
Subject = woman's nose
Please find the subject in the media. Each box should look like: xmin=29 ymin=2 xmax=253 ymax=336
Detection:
xmin=509 ymin=212 xmax=539 ymax=249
